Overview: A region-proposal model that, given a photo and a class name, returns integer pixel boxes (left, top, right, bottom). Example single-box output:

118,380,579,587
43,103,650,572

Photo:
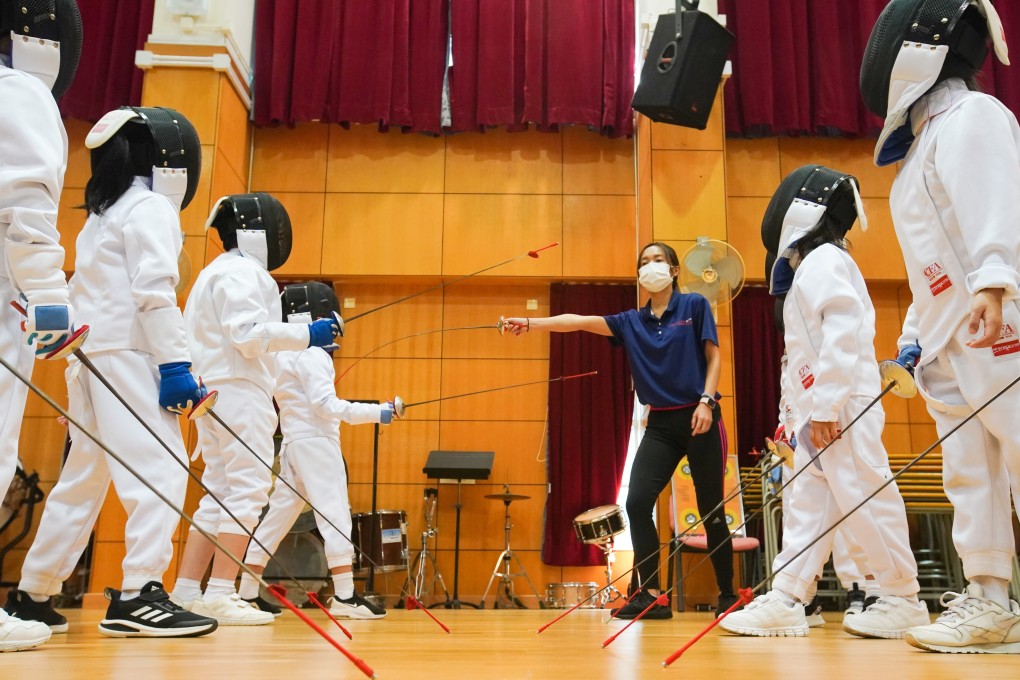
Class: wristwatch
699,393,717,409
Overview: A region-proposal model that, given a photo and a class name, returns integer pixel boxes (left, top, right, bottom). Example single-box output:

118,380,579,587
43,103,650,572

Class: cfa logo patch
798,364,814,390
993,323,1020,358
923,261,952,296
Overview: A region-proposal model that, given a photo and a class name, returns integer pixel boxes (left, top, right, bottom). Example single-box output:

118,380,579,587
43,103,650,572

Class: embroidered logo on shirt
798,364,814,390
992,323,1020,358
669,318,693,327
923,261,953,296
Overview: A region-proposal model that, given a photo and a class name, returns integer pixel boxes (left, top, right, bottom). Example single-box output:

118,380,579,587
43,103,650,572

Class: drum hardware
572,504,628,607
0,460,45,587
398,487,450,604
480,484,544,609
423,451,494,609
544,581,600,609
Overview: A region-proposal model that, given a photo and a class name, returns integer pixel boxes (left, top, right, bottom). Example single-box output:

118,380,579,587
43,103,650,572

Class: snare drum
351,510,408,573
572,504,627,544
544,582,600,609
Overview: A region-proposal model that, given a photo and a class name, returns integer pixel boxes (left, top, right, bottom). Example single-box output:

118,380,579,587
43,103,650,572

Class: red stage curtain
543,283,635,567
449,0,635,137
719,0,1020,136
731,287,784,467
254,0,449,133
59,0,154,121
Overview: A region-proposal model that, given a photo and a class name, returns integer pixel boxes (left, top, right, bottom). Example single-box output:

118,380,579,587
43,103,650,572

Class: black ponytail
793,213,852,261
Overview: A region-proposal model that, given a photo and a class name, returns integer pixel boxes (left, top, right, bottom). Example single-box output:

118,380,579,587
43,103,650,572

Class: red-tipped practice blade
307,592,353,640
527,242,559,258
662,588,754,667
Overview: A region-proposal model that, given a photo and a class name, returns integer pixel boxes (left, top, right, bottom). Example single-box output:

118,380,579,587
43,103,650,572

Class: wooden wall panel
179,146,216,238
268,191,326,279
562,195,637,279
215,78,251,182
438,359,549,422
140,69,220,144
724,197,769,283
445,129,563,194
334,286,445,361
206,148,246,231
853,199,906,281
442,195,563,277
24,361,68,417
778,137,897,198
56,188,86,273
63,119,92,189
441,285,551,360
650,150,727,241
322,193,444,276
726,138,782,197
326,125,445,194
338,357,443,422
251,123,329,193
562,126,635,195
436,421,549,486
342,420,442,485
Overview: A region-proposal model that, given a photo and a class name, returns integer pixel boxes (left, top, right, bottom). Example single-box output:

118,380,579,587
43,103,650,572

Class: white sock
804,580,818,603
864,578,880,600
773,589,797,605
972,576,1010,609
172,578,203,603
238,573,261,600
120,589,141,600
333,571,354,600
203,577,236,601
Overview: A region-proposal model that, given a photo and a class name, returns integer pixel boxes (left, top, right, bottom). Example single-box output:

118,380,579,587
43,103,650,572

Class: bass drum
351,510,408,574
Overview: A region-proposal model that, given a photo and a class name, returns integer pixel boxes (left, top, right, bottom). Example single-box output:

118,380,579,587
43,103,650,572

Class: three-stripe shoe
98,582,218,638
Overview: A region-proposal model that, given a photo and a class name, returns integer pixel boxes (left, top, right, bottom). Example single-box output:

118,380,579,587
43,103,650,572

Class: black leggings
625,406,733,594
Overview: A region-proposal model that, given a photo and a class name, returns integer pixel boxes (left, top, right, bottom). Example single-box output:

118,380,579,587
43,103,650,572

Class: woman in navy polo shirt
505,241,735,620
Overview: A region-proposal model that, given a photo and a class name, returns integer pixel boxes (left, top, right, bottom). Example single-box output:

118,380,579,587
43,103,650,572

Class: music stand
423,450,494,609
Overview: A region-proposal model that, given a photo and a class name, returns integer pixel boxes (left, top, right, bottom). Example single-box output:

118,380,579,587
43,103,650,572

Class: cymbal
485,492,530,502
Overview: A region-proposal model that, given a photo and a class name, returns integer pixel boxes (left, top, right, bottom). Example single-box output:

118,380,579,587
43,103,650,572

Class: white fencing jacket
783,244,883,430
891,79,1020,359
0,63,69,304
185,249,308,396
274,347,384,444
71,179,189,364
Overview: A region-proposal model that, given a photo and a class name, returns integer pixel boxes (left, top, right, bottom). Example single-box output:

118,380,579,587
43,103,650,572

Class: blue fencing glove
158,362,208,414
895,344,922,374
308,317,340,348
380,397,404,424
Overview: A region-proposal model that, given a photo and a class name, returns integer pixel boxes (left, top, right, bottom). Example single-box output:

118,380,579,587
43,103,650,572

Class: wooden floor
5,608,1017,679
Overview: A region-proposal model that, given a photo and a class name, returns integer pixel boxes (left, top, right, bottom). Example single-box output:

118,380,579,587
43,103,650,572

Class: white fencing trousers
914,309,1020,581
772,397,919,602
19,350,187,594
780,455,869,590
245,437,354,570
191,379,276,536
0,276,34,497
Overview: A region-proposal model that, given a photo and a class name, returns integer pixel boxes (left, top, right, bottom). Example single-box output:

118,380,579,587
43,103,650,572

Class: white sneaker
719,591,808,637
328,592,386,620
842,595,929,639
0,610,51,652
169,593,195,611
191,593,275,626
905,584,1020,654
805,602,825,628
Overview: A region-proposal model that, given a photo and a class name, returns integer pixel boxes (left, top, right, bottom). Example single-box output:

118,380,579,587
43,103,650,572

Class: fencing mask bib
3,0,82,98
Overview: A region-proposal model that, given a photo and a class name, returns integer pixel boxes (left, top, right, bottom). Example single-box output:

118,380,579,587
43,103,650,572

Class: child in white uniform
239,282,399,619
860,0,1020,654
172,195,341,625
6,107,216,638
722,165,925,639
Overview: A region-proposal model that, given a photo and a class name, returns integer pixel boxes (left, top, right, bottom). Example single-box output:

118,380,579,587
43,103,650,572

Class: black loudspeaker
631,10,735,130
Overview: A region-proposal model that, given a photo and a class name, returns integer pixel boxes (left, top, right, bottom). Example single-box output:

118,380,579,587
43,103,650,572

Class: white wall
150,0,255,73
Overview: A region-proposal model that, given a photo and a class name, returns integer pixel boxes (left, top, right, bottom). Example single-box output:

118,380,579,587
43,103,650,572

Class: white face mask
638,261,674,293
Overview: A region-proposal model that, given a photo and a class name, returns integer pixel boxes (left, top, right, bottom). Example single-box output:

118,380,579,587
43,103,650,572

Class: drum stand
596,538,623,606
399,488,449,603
480,492,543,609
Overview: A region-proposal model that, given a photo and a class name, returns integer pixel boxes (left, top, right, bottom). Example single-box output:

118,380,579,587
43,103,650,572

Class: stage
5,608,1016,679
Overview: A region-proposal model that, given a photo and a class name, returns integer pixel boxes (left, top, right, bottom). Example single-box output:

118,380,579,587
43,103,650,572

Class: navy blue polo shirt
603,291,718,408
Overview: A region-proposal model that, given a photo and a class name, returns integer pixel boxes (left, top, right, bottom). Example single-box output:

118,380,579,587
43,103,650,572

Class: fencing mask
2,0,82,98
860,0,1010,166
206,193,293,272
761,165,868,296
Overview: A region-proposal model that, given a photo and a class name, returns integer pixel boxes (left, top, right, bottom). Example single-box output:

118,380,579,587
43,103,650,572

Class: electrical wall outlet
343,298,356,309
526,299,538,310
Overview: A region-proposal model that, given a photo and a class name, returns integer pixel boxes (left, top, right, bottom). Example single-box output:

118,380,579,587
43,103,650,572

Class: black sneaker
98,581,218,638
244,595,282,617
4,590,68,633
328,591,386,619
845,583,866,616
716,592,743,618
612,591,672,620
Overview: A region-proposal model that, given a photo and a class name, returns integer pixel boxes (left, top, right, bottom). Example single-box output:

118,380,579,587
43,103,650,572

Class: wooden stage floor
5,608,1017,679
